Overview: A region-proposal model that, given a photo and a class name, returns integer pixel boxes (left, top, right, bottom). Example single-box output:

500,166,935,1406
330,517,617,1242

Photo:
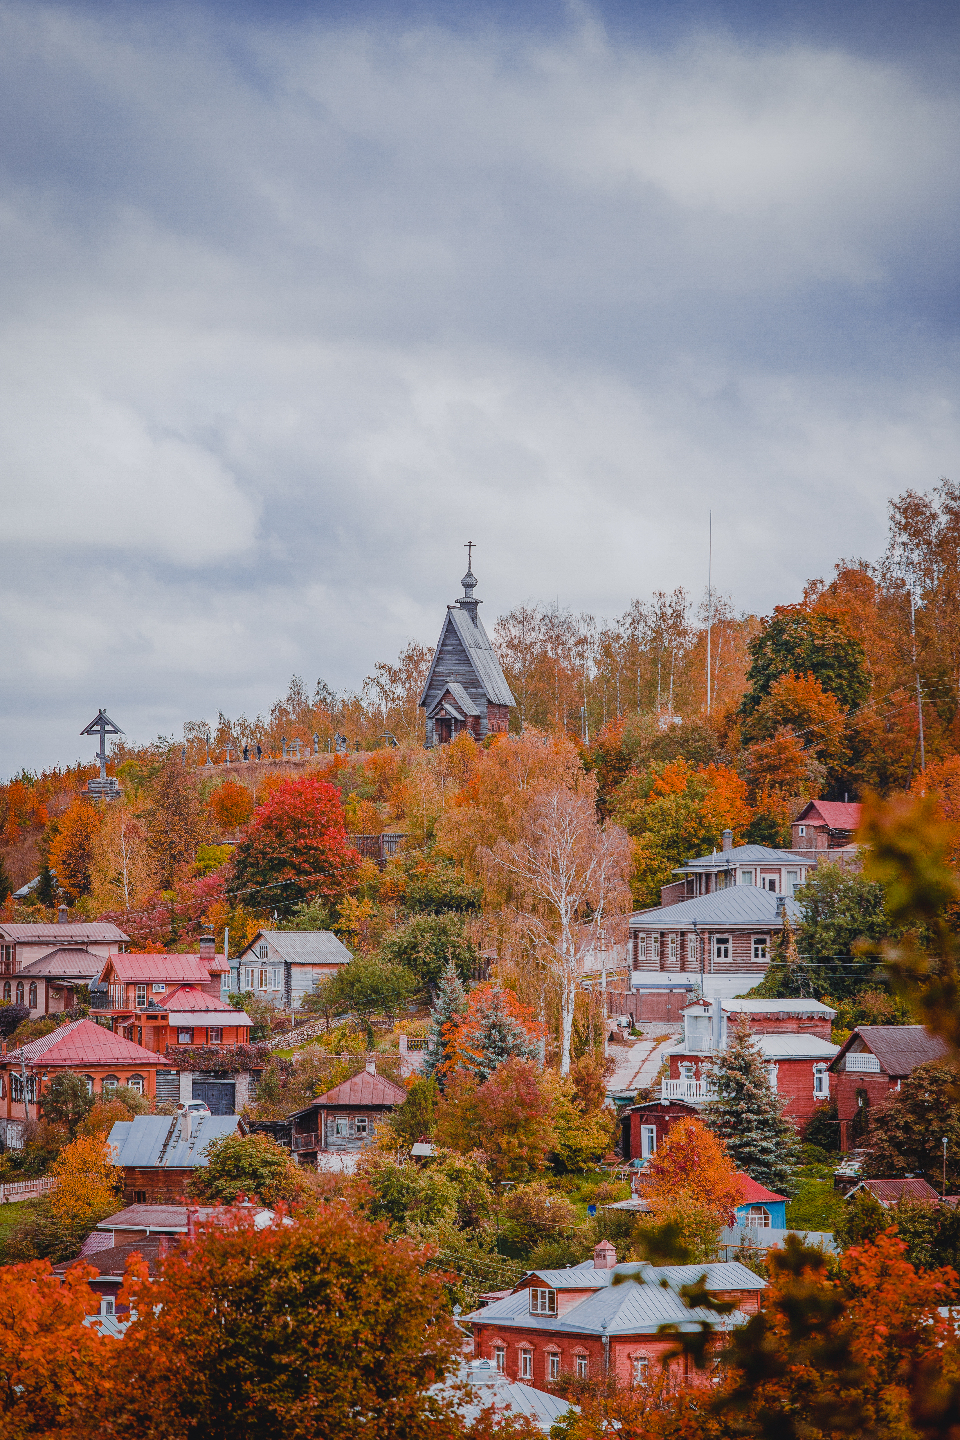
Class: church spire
459,541,479,619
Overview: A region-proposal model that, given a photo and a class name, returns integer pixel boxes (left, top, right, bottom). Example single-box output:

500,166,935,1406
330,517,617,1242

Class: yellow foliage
48,1132,120,1232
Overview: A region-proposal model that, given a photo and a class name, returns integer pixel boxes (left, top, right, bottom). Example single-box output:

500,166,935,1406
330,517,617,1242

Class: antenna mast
706,512,713,717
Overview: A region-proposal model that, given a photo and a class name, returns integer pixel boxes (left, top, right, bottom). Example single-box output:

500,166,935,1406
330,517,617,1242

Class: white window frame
519,1351,532,1380
632,1355,649,1385
668,934,677,963
334,1115,349,1138
740,870,754,886
548,1352,560,1381
258,943,269,960
576,1356,588,1379
177,1029,194,1045
798,825,806,837
714,936,730,962
127,1075,144,1094
529,1288,557,1316
640,1124,657,1159
494,1348,506,1373
354,1116,368,1136
753,936,768,962
637,934,646,961
746,1205,771,1228
135,984,147,1008
813,1064,829,1097
270,968,282,990
208,1027,223,1044
652,935,660,962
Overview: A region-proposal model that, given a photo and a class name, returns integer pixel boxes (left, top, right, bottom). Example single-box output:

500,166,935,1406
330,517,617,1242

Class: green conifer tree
457,986,540,1083
0,853,11,903
422,961,468,1083
702,1016,800,1195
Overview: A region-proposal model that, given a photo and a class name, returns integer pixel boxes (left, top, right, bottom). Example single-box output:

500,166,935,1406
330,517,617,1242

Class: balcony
292,1132,320,1152
660,1078,716,1103
845,1053,881,1073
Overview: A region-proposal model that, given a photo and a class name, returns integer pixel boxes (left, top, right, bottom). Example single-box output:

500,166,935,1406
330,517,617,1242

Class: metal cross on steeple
464,540,475,570
80,708,124,783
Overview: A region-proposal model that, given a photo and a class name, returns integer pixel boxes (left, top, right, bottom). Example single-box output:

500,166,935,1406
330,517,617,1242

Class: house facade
107,1112,246,1203
620,1097,701,1164
93,949,246,1052
829,1026,949,1151
630,889,800,982
659,832,814,908
419,560,515,746
791,800,862,858
288,1060,407,1163
466,1243,765,1389
0,1018,161,1147
10,947,104,1017
661,999,838,1125
0,921,128,984
233,929,352,1007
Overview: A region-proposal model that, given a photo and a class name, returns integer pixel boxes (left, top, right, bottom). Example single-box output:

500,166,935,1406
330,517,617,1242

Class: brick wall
833,1071,897,1151
471,1323,686,1388
668,1055,828,1124
606,990,690,1024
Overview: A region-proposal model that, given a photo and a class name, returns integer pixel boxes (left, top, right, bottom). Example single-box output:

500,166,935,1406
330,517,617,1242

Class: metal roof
100,954,213,984
162,985,241,1013
795,800,862,831
830,1025,949,1077
720,999,835,1016
676,845,811,873
5,1017,159,1067
419,604,515,709
434,1361,574,1432
108,1113,242,1169
852,1178,940,1205
466,1261,763,1336
632,889,800,929
97,1204,209,1231
439,682,481,718
168,1010,252,1027
0,922,128,942
292,1066,407,1113
240,931,352,965
16,948,104,979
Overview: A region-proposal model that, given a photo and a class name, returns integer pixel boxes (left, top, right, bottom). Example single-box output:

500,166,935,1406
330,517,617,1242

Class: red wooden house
829,1026,948,1151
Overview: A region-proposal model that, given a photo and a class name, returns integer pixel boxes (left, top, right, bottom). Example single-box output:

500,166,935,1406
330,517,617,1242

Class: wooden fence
0,1176,57,1204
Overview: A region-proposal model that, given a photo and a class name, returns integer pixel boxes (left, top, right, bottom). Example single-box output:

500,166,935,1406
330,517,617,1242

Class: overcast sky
1,0,958,777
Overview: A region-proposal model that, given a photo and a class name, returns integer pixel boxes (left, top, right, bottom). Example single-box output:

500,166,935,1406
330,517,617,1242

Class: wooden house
288,1059,407,1162
0,920,128,984
0,1018,162,1148
94,950,246,1054
419,560,515,746
829,1026,948,1151
107,1111,246,1203
657,831,814,908
791,800,862,857
234,929,352,1007
12,947,104,1018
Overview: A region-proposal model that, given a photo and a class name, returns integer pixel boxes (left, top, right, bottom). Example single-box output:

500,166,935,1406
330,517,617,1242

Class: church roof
420,599,515,710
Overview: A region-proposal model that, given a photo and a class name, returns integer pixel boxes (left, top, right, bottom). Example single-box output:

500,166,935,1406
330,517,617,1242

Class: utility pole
910,588,925,776
943,1136,948,1200
706,512,713,717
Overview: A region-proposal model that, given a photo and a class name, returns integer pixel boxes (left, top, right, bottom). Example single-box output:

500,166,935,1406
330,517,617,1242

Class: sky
1,0,958,777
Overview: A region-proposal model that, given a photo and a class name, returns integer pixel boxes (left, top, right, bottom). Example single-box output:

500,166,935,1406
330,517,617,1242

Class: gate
192,1079,236,1115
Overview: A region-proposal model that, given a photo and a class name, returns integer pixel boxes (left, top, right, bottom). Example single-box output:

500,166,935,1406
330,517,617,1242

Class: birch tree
486,786,632,1075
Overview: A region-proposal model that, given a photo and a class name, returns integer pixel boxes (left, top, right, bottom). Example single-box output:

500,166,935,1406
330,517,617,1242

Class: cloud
0,2,957,773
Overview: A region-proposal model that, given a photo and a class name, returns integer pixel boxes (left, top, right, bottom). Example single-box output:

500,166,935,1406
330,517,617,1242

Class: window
529,1288,557,1315
766,1063,778,1093
680,1062,695,1080
0,1075,5,1099
668,934,677,963
25,1076,37,1102
494,1349,505,1373
714,936,730,962
548,1353,560,1381
258,943,269,960
520,1351,532,1380
2,982,9,1001
270,968,282,990
102,1076,119,1093
82,1076,94,1096
652,935,660,962
133,1190,147,1204
177,1029,194,1044
208,1027,223,1044
640,1124,657,1159
637,934,646,961
355,1116,368,1136
814,1064,829,1097
753,936,768,962
258,968,268,991
687,933,699,965
335,1116,349,1137
632,1356,649,1385
100,1297,116,1316
152,983,165,993
127,1075,144,1094
135,985,147,1008
761,876,777,892
28,983,37,1009
15,982,23,1005
798,825,806,837
576,1356,588,1379
746,1205,771,1228
244,969,254,989
740,870,754,886
786,870,798,894
11,1074,22,1102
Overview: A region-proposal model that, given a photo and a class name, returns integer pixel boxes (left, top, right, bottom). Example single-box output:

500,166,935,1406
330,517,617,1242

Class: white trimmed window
637,935,647,961
669,934,678,963
258,943,269,960
208,1027,223,1044
632,1356,649,1385
714,936,730,962
177,1029,194,1044
740,870,754,886
652,935,660,962
576,1356,588,1379
641,1124,657,1159
135,985,147,1008
746,1205,771,1228
530,1288,557,1315
334,1116,349,1137
494,1348,505,1373
127,1075,144,1094
548,1353,560,1381
270,968,282,990
520,1351,532,1380
355,1116,368,1135
798,825,806,837
753,936,768,962
814,1064,829,1097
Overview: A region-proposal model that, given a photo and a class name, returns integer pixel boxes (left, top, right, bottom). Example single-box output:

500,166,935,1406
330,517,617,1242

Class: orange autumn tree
441,982,543,1081
48,798,101,898
639,1118,744,1261
208,778,254,833
47,1131,121,1240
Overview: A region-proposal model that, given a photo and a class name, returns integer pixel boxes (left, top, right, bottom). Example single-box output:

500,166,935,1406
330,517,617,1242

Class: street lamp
943,1136,949,1199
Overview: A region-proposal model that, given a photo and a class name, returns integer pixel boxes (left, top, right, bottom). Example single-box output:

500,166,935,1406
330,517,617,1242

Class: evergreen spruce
702,1016,800,1194
457,986,539,1083
0,854,11,903
422,961,467,1083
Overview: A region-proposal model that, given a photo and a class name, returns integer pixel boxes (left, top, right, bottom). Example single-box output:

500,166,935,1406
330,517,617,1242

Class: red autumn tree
229,775,360,919
208,778,254,832
434,1057,557,1182
99,1203,461,1440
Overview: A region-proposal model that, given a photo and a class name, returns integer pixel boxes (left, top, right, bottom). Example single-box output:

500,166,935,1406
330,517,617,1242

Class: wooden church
419,553,515,746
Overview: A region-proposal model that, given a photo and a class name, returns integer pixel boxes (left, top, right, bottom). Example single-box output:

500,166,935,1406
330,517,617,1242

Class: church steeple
458,540,479,621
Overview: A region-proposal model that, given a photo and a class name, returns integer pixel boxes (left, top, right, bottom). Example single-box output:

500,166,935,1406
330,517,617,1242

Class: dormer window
258,943,269,960
529,1287,557,1315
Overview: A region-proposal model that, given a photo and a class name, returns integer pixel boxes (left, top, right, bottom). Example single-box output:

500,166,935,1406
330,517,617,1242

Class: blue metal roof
108,1113,242,1169
631,889,800,928
676,845,810,873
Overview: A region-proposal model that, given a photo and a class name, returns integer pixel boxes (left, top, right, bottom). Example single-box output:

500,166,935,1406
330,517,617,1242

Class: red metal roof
161,985,236,1013
5,1017,160,1067
737,1174,787,1205
310,1067,408,1108
796,800,862,832
100,954,213,984
858,1178,940,1205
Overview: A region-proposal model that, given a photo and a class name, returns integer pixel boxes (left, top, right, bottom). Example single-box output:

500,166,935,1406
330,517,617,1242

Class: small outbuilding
288,1059,407,1163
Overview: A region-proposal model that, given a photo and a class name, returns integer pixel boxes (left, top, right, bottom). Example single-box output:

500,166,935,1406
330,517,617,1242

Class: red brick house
465,1241,765,1388
791,800,862,857
620,1098,701,1164
288,1059,407,1163
661,999,838,1126
0,1018,161,1148
829,1026,949,1151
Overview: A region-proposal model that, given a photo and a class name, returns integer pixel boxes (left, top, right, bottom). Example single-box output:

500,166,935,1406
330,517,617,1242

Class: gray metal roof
0,922,128,942
466,1261,763,1336
438,682,481,718
107,1113,241,1169
419,605,515,709
434,1361,575,1432
632,889,800,929
676,845,810,873
241,931,352,965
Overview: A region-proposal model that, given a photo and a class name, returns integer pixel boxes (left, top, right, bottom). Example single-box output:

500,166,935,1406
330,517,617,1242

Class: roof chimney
722,829,733,854
593,1240,617,1270
776,896,786,917
199,933,216,964
365,1057,377,1075
57,905,69,925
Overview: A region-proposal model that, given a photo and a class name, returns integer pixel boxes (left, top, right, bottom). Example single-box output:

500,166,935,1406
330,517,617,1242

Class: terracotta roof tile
5,1017,160,1067
306,1067,407,1109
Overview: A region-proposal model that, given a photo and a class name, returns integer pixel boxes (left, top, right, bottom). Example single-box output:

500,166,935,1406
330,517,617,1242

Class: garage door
192,1079,236,1115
